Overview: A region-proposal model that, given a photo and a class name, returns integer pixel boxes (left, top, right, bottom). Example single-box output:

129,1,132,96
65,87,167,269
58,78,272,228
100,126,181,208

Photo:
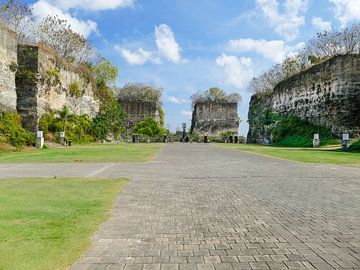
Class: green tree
134,117,166,138
91,57,119,89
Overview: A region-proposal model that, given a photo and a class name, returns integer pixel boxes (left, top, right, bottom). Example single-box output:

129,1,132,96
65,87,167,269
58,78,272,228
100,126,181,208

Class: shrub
0,112,35,150
271,114,337,147
350,139,360,151
134,117,166,139
69,81,81,98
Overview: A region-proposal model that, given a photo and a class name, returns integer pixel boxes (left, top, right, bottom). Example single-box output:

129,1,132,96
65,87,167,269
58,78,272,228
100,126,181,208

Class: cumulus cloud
256,0,308,41
168,96,187,104
32,0,98,37
155,24,181,63
52,0,134,11
216,54,254,89
312,17,332,31
181,110,193,117
115,46,160,65
329,0,360,27
228,38,305,63
119,24,182,65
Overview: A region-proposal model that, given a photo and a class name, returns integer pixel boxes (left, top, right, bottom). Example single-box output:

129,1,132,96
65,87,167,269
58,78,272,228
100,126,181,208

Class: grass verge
218,144,360,165
0,178,127,270
0,143,162,163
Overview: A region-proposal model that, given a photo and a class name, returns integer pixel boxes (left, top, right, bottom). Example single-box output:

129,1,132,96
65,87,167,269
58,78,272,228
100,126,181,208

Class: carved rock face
0,25,17,113
191,101,239,136
247,54,360,144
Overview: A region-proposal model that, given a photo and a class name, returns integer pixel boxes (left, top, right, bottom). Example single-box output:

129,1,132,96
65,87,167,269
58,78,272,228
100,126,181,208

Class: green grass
218,144,360,165
0,178,127,270
0,143,162,163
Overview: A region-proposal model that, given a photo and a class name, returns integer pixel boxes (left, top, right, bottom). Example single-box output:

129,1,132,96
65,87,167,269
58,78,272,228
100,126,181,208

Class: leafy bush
271,114,338,147
134,117,166,139
0,112,35,150
69,81,81,98
350,139,360,151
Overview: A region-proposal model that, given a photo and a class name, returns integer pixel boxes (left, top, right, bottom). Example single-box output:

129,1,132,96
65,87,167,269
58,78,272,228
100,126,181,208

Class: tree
91,56,119,89
57,106,70,133
134,117,166,138
36,15,92,62
118,83,163,103
191,87,241,107
0,0,35,42
99,98,126,140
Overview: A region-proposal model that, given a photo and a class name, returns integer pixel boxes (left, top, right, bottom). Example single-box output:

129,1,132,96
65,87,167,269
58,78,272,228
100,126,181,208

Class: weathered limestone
119,100,161,130
247,54,360,143
191,101,239,136
0,24,17,112
16,44,100,131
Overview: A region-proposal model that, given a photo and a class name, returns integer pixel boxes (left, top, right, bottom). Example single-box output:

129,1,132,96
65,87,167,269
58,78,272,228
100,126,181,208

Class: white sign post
313,134,320,148
36,131,44,149
59,131,66,145
342,133,350,151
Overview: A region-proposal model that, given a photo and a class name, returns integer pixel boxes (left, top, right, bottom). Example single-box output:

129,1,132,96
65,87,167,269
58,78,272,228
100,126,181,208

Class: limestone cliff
0,25,17,112
191,101,239,136
119,100,161,130
16,44,100,131
247,54,360,143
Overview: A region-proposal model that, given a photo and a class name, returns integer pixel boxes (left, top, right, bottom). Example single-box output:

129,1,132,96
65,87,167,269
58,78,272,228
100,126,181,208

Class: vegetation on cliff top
250,22,360,95
191,87,242,108
118,83,163,104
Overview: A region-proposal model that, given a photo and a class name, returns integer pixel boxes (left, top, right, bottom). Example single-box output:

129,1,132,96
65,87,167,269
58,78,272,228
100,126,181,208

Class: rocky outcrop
0,25,17,112
16,44,100,131
191,101,239,136
247,54,360,143
119,100,161,130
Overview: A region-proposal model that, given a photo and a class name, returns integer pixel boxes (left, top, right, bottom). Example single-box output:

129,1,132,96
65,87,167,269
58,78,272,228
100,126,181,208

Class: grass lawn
0,178,127,270
219,144,360,165
0,143,162,163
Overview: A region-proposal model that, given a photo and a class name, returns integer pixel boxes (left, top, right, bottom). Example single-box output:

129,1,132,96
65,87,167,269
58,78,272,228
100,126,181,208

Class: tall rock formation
16,44,100,131
191,101,239,136
0,25,17,112
247,54,360,143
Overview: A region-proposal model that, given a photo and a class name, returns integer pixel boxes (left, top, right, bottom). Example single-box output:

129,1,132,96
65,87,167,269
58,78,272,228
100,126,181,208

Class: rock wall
191,102,239,136
16,45,100,131
119,100,160,130
0,24,17,112
247,54,360,143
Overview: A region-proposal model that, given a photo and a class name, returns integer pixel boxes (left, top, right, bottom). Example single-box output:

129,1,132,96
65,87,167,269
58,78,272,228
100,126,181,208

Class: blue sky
26,0,360,134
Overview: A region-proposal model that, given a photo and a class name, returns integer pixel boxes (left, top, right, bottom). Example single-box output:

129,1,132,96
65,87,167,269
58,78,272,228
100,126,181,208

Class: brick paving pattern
67,144,360,270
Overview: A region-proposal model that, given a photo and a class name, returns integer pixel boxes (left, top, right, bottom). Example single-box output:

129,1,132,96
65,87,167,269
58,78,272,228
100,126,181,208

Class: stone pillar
313,134,320,148
36,131,44,149
342,134,350,151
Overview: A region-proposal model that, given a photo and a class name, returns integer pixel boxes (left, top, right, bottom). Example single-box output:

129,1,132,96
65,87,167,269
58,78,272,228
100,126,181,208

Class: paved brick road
70,144,360,270
7,143,359,270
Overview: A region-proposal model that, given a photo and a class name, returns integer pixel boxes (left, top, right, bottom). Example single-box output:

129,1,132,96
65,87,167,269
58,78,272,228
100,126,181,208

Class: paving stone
66,144,360,270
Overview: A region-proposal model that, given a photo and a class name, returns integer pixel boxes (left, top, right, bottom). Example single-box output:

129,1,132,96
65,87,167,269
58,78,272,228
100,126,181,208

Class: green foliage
0,112,35,150
350,139,360,151
69,81,81,98
191,87,241,106
46,68,60,84
159,108,165,127
99,98,126,140
90,57,118,89
91,115,109,141
134,117,166,139
15,68,35,83
271,114,337,147
118,83,163,103
220,130,234,142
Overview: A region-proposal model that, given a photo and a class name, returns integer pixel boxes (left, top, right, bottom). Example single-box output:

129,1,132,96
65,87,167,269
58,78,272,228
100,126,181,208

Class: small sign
59,132,65,138
343,134,349,140
313,134,319,140
37,131,43,138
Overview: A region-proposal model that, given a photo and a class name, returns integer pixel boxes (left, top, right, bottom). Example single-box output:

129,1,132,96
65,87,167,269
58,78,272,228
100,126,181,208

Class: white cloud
256,0,308,41
32,0,98,37
312,17,332,31
216,54,254,89
115,46,160,65
119,24,182,65
168,96,187,104
52,0,134,11
181,110,193,117
228,38,305,63
329,0,360,27
155,24,181,63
